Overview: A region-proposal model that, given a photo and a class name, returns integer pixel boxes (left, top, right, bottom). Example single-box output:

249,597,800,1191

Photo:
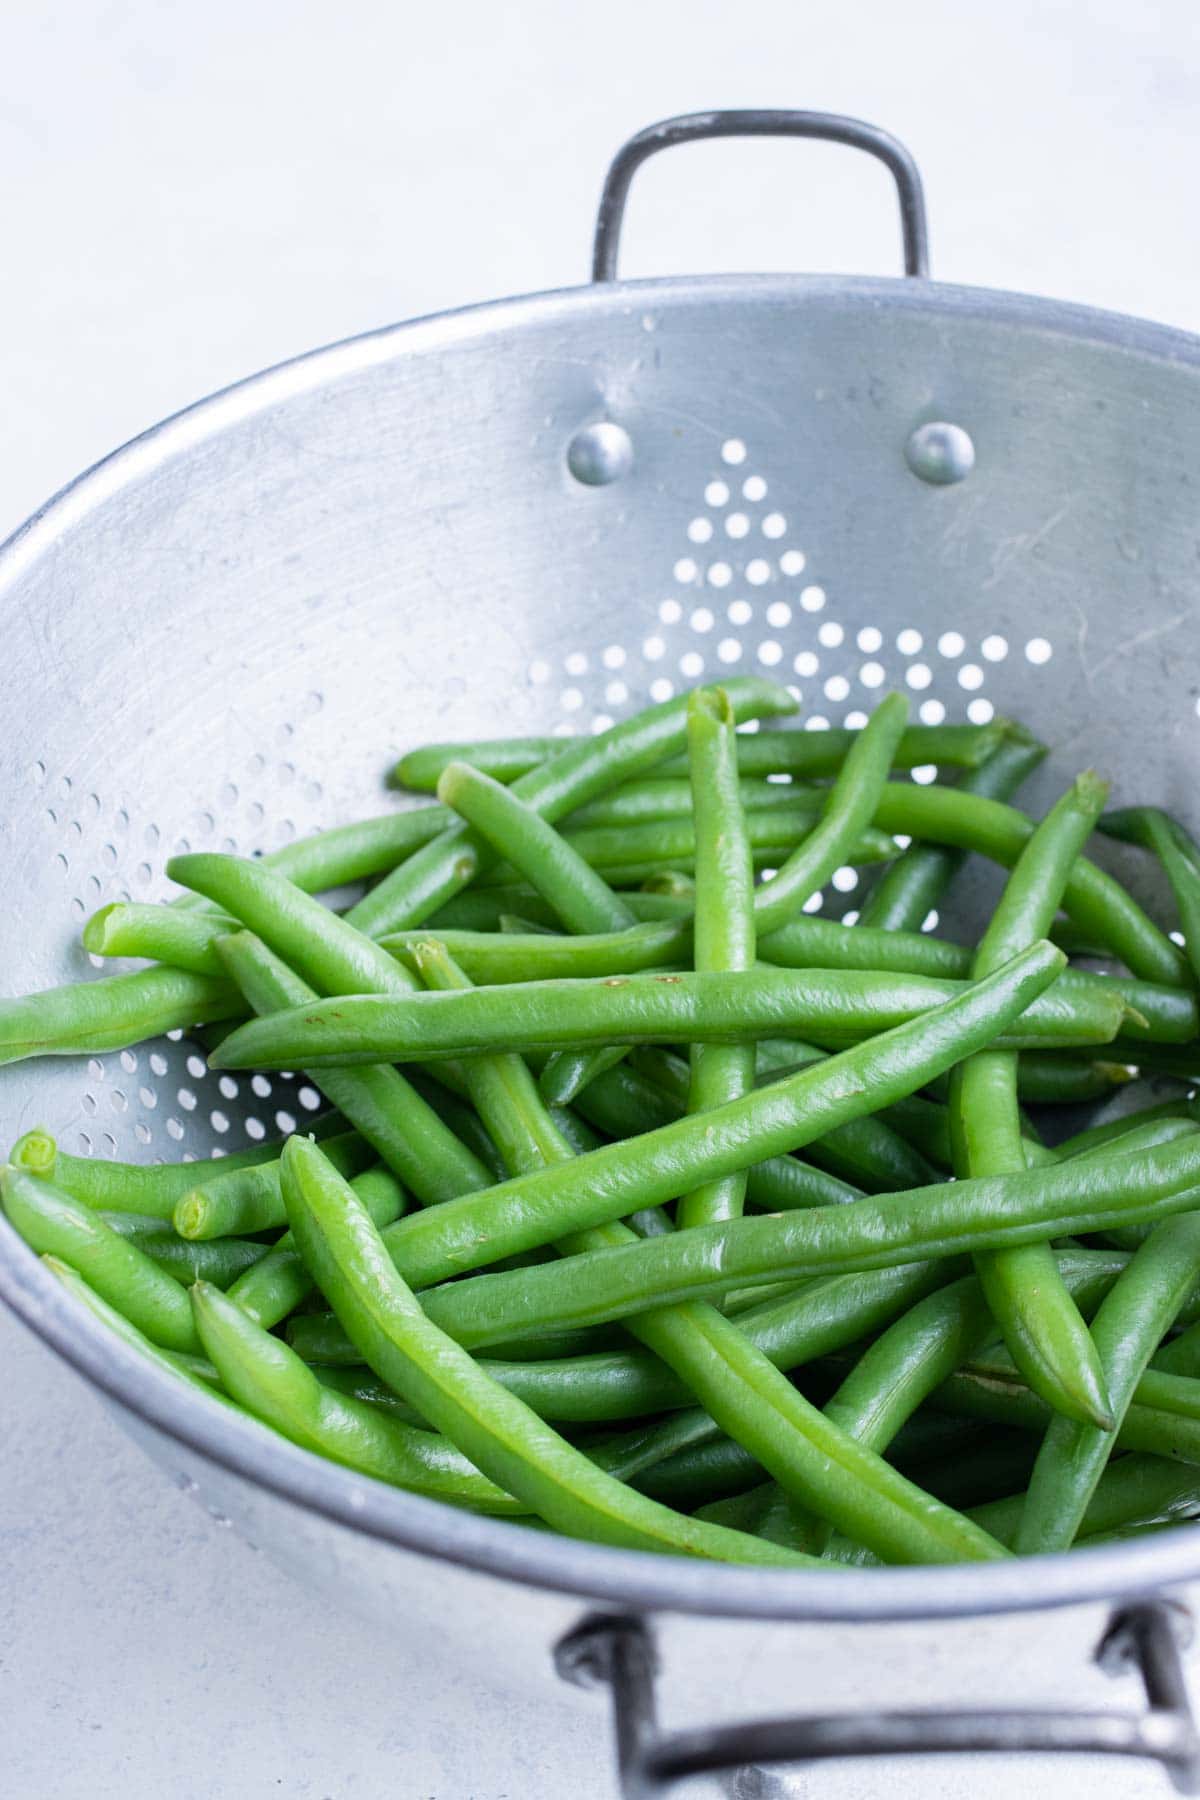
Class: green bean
869,783,1188,985
174,1124,375,1239
1,1162,200,1353
1129,1368,1200,1423
83,903,234,974
437,762,636,935
693,1481,811,1549
933,1353,1200,1466
211,958,1127,1072
165,852,419,996
763,915,970,979
12,1116,340,1220
857,726,1048,932
654,1274,996,1556
224,1164,407,1329
807,1276,997,1541
646,1418,1042,1517
1086,978,1197,1044
498,911,560,935
678,687,757,1228
100,1219,270,1288
950,772,1113,1429
382,919,1198,1047
823,1453,1200,1564
631,1435,769,1508
391,721,1008,793
873,1095,958,1169
1105,1041,1200,1081
1006,1053,1135,1106
93,807,460,945
279,1135,824,1565
651,1372,1200,1524
1056,1099,1200,1162
572,1056,863,1214
1062,1120,1200,1252
349,678,796,936
311,1364,425,1425
44,1257,227,1398
749,694,910,934
402,1069,509,1181
615,1302,1007,1562
419,1137,1200,1348
567,776,825,829
409,939,587,1186
640,870,696,898
413,938,997,1563
1151,1319,1200,1378
0,965,242,1067
536,1044,633,1108
190,1281,528,1514
384,914,906,983
1102,807,1200,986
427,887,695,932
971,1455,1200,1549
1016,1211,1200,1552
267,807,461,886
219,942,1065,1292
181,930,490,1230
483,808,896,890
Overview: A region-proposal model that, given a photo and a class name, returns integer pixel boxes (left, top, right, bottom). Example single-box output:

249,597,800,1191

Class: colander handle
557,1601,1200,1797
591,109,930,283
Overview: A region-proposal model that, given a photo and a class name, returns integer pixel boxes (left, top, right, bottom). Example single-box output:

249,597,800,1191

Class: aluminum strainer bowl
4,112,1200,1797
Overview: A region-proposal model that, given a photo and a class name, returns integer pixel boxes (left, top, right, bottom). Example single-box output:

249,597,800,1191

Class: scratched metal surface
4,272,1200,1797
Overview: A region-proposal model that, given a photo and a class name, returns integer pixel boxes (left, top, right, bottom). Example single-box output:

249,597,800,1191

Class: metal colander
4,111,1200,1798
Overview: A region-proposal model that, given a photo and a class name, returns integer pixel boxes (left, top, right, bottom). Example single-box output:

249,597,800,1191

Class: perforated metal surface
5,272,1200,1636
10,395,1070,1168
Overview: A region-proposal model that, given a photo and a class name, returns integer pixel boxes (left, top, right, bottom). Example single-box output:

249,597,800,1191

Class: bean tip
80,904,116,955
11,1127,57,1178
172,1192,208,1241
434,763,465,805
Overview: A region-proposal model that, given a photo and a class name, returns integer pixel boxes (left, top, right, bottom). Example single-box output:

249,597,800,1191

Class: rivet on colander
905,420,976,485
566,420,634,486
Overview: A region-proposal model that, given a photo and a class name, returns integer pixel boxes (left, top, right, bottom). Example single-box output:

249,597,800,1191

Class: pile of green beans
8,679,1200,1568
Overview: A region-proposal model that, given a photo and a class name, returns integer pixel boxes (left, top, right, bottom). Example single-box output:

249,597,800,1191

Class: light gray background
3,2,1200,1795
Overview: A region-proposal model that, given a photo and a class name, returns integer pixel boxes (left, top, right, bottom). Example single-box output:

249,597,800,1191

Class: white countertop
4,2,1200,1794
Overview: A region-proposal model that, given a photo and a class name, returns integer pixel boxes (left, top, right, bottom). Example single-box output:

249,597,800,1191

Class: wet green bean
0,965,241,1068
392,720,1007,793
1016,1211,1200,1552
750,694,910,935
869,783,1188,985
2,1161,201,1353
437,762,636,935
857,726,1047,932
949,772,1113,1429
191,1281,527,1514
678,686,756,1228
211,958,1127,1072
